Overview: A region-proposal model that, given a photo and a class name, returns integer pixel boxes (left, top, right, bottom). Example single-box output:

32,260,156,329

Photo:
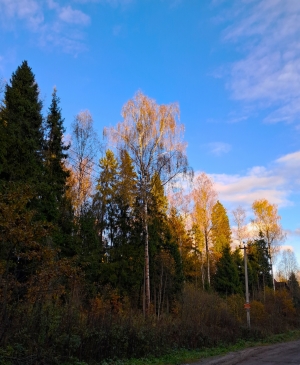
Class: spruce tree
93,149,143,300
116,149,137,222
232,247,245,293
0,79,6,175
43,88,76,257
168,208,195,284
44,88,70,223
94,149,119,248
0,61,44,187
0,62,55,289
247,236,272,292
148,174,184,312
213,244,242,295
112,150,142,300
288,272,300,308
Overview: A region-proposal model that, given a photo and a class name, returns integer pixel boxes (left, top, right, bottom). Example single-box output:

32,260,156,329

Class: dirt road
186,339,300,365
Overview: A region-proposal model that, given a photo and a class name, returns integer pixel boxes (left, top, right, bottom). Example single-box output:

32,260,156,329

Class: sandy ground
185,339,300,365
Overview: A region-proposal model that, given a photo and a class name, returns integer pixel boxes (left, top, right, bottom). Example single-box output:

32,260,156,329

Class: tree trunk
158,262,163,320
144,199,151,313
201,252,205,290
268,243,275,291
205,232,210,286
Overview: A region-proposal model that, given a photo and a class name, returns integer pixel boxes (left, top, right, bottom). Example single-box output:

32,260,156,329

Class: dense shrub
1,283,299,365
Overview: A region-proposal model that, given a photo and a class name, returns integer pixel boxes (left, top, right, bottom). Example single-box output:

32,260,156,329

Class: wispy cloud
74,0,133,5
206,149,300,209
276,151,300,167
216,0,300,123
284,227,300,239
166,0,183,8
0,0,91,54
103,0,133,5
0,0,44,30
212,170,288,208
207,142,231,156
59,5,90,26
280,245,295,251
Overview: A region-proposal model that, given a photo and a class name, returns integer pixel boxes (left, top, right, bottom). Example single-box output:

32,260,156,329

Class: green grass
99,330,300,365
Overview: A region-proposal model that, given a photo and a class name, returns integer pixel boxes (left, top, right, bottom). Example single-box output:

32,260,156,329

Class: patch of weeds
61,359,89,365
98,330,300,365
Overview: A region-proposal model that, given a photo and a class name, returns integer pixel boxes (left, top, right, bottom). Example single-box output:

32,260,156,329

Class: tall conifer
247,236,272,291
94,149,119,248
148,175,184,311
211,201,231,253
0,79,6,175
213,244,242,295
44,88,70,223
0,61,44,186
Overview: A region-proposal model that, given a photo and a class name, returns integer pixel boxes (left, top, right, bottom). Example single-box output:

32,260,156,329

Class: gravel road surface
185,339,300,365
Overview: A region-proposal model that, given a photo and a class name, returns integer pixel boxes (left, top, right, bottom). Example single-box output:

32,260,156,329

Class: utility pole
240,243,250,328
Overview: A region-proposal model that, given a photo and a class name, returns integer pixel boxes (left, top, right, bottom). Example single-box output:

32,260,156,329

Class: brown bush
1,283,300,364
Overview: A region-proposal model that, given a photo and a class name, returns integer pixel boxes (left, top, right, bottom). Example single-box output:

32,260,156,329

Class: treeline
0,61,299,365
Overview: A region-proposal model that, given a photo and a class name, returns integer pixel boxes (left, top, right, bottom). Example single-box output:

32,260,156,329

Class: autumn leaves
188,172,285,291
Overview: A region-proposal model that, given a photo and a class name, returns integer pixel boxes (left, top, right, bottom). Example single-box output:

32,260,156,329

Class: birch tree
70,110,99,216
252,199,286,290
104,91,190,313
192,172,217,287
277,248,299,281
232,206,249,246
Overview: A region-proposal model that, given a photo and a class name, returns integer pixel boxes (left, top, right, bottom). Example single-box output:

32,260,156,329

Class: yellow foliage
251,300,266,324
252,199,285,254
66,160,92,216
226,294,245,323
275,290,296,317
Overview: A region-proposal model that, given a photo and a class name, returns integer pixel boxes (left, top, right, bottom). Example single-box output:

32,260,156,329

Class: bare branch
232,206,249,245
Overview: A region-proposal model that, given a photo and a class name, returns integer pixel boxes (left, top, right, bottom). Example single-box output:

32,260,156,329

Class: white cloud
285,228,300,238
212,173,288,207
0,0,44,30
46,0,59,10
280,245,294,252
227,115,248,124
276,150,300,167
0,0,91,54
205,149,300,209
59,5,90,25
216,0,300,123
207,142,231,156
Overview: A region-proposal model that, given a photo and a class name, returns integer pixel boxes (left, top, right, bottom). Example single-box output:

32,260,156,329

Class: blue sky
1,0,300,266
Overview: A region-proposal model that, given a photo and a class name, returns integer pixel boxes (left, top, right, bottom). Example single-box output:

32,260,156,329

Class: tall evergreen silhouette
214,244,242,295
0,61,44,187
44,87,70,223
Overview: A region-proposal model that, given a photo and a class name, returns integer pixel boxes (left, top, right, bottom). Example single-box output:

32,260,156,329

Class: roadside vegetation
100,330,300,365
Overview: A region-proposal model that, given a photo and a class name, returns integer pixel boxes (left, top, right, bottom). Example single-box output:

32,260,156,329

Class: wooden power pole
240,243,251,328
